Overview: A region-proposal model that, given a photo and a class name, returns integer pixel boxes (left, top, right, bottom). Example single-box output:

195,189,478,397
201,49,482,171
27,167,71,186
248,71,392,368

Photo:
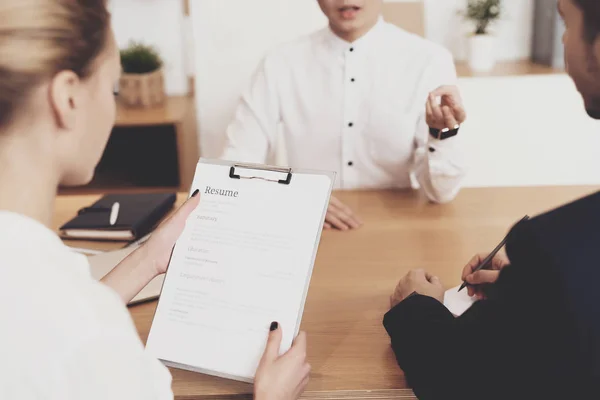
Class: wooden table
53,186,599,399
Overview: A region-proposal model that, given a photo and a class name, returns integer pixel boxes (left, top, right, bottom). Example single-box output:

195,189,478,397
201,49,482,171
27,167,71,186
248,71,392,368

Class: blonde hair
0,0,110,128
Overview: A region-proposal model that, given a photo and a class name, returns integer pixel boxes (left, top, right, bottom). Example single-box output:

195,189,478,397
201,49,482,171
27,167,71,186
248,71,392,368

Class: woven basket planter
118,68,166,108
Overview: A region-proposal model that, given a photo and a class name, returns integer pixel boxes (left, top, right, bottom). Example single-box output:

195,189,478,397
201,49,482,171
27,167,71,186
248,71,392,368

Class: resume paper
146,161,333,382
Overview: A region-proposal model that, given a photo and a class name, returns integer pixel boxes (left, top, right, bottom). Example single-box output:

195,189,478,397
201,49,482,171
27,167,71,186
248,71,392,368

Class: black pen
458,215,530,292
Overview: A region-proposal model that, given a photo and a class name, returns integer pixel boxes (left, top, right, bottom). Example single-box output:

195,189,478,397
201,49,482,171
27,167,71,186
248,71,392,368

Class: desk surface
53,186,598,399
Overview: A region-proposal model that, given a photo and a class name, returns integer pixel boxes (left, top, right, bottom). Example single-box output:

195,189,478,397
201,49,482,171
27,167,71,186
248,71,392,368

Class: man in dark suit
383,1,600,399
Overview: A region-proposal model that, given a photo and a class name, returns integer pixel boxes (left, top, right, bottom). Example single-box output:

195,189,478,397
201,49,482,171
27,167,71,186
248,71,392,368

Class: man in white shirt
222,0,467,230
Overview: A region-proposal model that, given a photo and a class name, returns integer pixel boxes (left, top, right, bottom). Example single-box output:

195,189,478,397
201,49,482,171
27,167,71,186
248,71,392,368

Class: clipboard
145,158,335,383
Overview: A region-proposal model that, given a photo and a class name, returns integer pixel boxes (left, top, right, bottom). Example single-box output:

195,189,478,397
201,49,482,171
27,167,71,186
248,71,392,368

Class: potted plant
464,0,502,72
119,41,165,107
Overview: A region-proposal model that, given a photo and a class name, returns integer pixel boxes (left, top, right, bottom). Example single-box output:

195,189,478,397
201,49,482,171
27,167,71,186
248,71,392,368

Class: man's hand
461,251,510,299
324,195,362,231
254,323,311,400
390,269,444,309
426,85,467,131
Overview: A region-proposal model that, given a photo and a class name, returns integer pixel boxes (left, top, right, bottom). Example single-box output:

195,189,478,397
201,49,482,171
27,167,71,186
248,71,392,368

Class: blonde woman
0,1,309,399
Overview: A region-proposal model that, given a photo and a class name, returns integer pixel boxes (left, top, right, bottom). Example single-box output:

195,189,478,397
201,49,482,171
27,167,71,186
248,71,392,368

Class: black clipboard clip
229,163,292,185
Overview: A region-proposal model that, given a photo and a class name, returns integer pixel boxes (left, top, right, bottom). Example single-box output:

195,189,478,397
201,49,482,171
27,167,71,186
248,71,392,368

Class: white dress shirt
0,211,173,400
222,18,466,203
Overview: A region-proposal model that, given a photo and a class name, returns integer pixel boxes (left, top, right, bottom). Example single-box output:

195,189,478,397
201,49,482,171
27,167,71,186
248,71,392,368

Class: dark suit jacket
383,191,600,400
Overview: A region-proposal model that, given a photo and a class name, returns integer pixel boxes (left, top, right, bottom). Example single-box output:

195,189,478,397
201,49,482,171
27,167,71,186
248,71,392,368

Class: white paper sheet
444,286,476,317
145,161,333,382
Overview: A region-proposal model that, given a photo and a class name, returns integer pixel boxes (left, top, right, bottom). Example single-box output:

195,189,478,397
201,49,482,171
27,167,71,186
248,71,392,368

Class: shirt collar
323,16,386,56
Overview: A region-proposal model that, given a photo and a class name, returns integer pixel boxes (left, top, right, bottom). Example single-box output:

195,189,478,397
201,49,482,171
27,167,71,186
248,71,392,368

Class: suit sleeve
383,219,577,400
383,294,504,399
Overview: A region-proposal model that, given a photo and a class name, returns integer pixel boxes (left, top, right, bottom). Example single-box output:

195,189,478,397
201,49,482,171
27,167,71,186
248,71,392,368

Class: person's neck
0,132,60,228
330,17,380,43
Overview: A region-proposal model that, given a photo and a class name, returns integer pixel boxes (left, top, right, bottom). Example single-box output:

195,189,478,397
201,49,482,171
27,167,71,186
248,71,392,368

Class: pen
458,215,530,292
109,202,120,226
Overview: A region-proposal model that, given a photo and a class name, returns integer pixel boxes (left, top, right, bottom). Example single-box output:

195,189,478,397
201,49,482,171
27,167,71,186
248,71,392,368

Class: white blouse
0,211,173,400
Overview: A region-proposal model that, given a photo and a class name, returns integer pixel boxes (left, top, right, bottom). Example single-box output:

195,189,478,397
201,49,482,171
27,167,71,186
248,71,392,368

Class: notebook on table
59,193,176,241
145,159,335,383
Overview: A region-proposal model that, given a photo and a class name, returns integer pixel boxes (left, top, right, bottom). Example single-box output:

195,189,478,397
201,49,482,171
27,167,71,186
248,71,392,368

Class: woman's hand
101,190,200,303
254,322,311,400
140,190,201,276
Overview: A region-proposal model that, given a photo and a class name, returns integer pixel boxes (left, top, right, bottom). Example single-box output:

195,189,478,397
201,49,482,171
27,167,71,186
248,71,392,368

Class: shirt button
348,122,353,127
348,161,354,166
349,47,354,52
351,78,355,82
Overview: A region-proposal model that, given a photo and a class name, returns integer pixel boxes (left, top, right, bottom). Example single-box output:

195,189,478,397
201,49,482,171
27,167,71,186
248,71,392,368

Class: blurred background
86,0,600,197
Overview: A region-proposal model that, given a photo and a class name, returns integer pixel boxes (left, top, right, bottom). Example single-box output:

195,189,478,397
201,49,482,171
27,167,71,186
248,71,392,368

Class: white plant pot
468,34,496,72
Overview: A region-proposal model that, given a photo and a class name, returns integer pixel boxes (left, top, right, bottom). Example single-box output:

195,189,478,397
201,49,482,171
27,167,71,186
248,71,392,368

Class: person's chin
60,170,94,187
585,107,600,120
583,96,600,120
333,17,362,31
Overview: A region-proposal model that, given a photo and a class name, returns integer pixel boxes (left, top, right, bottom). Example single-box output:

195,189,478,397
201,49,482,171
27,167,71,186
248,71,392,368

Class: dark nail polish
191,189,199,197
270,321,278,331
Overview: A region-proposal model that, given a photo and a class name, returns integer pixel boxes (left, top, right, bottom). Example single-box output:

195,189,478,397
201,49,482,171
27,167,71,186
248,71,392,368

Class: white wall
424,0,534,62
108,0,537,97
113,1,595,189
458,74,600,187
109,0,189,95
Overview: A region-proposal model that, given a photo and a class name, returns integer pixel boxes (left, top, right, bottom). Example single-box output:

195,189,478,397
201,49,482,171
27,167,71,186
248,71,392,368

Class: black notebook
59,193,176,241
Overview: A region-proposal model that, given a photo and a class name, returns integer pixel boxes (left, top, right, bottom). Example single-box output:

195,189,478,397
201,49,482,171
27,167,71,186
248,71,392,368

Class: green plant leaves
466,0,501,35
120,41,163,74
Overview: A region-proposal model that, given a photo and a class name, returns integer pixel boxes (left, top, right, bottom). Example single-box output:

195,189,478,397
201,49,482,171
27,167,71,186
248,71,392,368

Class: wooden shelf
60,95,199,195
115,95,194,127
456,60,564,78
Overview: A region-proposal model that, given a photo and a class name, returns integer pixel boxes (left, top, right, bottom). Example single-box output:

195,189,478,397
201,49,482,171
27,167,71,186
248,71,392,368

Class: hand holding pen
459,215,530,298
460,251,511,299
